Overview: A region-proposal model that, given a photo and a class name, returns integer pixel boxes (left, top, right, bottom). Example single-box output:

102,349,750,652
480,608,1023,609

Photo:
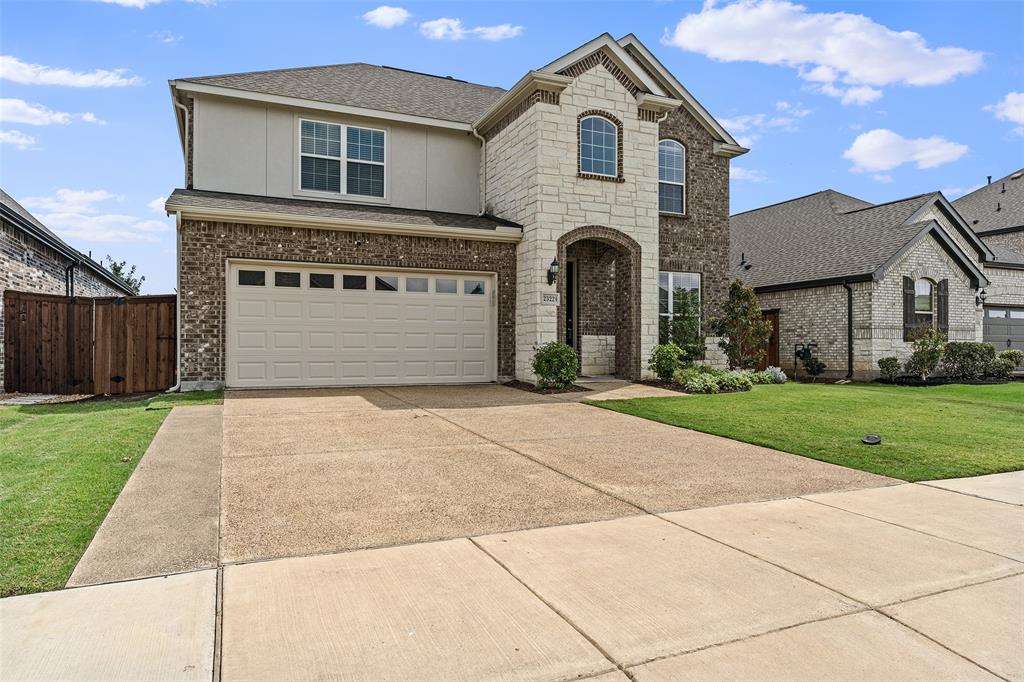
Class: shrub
711,280,772,370
747,370,774,385
695,364,727,377
797,348,827,381
987,357,1015,381
648,343,683,382
718,371,754,392
877,357,901,382
904,328,946,381
998,349,1024,368
531,342,579,389
673,366,701,386
942,342,995,380
683,373,720,394
765,366,788,384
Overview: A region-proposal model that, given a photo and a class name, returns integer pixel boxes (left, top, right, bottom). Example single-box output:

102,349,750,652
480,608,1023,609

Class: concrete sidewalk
4,474,1021,681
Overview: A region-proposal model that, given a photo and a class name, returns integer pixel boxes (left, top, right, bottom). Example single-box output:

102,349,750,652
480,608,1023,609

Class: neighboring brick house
164,33,746,389
732,182,1024,380
1,188,135,386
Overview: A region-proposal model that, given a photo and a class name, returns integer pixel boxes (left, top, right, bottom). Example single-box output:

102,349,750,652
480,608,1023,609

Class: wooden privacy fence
3,291,176,395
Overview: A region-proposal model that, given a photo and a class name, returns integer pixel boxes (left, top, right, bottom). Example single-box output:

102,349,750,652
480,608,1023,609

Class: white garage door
226,261,496,388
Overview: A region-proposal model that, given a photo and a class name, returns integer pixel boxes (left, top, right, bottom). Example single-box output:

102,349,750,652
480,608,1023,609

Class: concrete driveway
218,383,890,562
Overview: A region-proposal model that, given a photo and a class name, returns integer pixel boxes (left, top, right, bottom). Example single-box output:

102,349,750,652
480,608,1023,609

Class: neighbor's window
300,121,342,193
658,272,701,348
300,120,385,197
914,278,935,328
237,270,265,286
658,140,685,214
579,115,617,177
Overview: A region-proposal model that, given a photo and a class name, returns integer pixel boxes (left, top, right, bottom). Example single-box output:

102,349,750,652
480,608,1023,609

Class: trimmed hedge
942,342,995,380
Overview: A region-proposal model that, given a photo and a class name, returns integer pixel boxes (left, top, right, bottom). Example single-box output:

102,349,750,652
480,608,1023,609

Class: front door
565,260,576,348
758,310,780,370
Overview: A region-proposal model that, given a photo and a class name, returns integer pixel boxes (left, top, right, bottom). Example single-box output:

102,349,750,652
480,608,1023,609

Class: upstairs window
659,140,685,214
300,119,385,198
579,115,618,177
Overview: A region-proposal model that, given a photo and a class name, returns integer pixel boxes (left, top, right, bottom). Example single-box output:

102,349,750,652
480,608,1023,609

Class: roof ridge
839,191,936,215
178,62,503,91
730,189,859,218
953,167,1024,203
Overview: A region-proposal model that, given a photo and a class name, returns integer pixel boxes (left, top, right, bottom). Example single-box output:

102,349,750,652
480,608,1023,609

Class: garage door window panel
436,278,457,294
343,275,367,290
238,270,266,286
309,273,335,289
464,280,486,295
375,276,398,292
406,277,428,293
275,272,301,288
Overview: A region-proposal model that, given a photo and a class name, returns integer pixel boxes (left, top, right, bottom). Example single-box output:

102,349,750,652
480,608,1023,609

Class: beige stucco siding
191,95,480,215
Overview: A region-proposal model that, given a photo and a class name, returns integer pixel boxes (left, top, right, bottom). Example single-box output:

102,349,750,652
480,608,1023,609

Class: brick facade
177,218,517,386
1,219,127,385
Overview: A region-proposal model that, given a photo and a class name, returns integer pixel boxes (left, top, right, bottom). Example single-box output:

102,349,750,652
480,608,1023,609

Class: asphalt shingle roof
730,190,938,289
165,189,521,232
952,168,1024,234
178,63,506,124
984,239,1024,267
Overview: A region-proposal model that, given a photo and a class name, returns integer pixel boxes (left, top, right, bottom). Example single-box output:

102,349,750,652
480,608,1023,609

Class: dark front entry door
757,310,780,370
565,260,576,347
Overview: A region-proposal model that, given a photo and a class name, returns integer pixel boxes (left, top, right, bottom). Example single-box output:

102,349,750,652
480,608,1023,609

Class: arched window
659,140,685,214
579,115,618,177
914,278,935,327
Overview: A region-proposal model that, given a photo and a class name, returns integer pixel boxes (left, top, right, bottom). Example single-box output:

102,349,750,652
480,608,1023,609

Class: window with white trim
658,271,701,346
579,115,617,177
659,140,685,214
299,119,385,198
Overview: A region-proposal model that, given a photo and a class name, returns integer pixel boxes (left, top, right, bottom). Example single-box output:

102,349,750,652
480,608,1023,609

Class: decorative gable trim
481,89,559,140
557,49,642,97
638,109,660,123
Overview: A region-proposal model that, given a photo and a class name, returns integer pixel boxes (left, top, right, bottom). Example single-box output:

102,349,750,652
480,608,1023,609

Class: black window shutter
936,279,949,335
903,276,915,341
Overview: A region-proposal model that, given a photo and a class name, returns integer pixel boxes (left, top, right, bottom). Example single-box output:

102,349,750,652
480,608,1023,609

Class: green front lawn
0,391,222,597
590,382,1024,482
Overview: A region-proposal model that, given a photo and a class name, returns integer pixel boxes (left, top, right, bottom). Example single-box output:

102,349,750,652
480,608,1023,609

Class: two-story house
164,33,745,390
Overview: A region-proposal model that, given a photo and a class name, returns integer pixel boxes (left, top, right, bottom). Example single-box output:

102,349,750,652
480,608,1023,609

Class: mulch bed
636,380,688,394
502,380,591,395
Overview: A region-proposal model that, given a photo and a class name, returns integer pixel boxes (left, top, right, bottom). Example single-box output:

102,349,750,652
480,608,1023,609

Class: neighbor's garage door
983,306,1024,367
226,261,496,388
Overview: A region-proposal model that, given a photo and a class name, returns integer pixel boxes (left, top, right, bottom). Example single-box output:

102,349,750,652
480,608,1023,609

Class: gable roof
731,190,987,290
952,168,1024,235
0,188,135,295
984,239,1024,269
175,63,506,125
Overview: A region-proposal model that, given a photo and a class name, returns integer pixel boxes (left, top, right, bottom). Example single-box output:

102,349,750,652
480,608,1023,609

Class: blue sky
1,0,1022,294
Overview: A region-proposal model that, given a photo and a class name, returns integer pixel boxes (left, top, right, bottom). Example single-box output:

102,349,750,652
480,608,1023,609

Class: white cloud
0,129,36,149
664,0,983,106
92,0,214,8
872,174,893,183
984,92,1024,136
842,129,968,173
472,24,523,41
147,196,167,213
20,189,169,242
941,184,983,200
419,17,523,41
0,99,103,126
719,104,811,148
363,5,410,28
0,55,142,87
731,167,769,182
149,30,182,45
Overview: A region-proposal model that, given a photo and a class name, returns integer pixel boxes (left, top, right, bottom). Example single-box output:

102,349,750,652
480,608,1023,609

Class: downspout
64,259,79,296
470,127,486,215
173,96,190,188
842,281,854,379
165,210,183,392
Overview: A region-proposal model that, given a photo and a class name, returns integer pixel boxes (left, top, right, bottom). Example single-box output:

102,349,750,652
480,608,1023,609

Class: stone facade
484,62,664,380
1,219,126,385
177,218,517,386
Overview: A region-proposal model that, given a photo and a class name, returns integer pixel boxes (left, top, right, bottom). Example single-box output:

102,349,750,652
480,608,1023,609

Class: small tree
104,255,145,294
711,280,772,370
648,343,683,382
797,348,827,382
659,288,704,365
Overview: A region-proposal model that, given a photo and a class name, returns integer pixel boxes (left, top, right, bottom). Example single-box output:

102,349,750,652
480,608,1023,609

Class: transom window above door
299,119,386,198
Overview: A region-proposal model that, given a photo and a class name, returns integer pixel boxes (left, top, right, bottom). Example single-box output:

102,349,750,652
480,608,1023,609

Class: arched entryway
556,226,642,380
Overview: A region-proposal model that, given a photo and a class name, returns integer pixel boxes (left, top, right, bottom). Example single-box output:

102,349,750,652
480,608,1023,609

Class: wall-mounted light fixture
976,288,987,306
547,258,560,286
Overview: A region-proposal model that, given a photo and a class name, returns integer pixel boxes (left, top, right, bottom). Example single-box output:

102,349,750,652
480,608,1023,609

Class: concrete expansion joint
916,481,1024,508
800,494,1024,565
